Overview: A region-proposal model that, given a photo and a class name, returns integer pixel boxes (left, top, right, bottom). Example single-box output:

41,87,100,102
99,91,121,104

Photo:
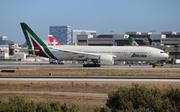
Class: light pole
149,30,156,34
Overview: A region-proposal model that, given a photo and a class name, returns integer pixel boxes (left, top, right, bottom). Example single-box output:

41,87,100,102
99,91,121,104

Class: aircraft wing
14,48,39,52
49,47,116,59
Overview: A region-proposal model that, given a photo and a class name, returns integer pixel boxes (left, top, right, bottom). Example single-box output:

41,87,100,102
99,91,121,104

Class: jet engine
99,55,114,65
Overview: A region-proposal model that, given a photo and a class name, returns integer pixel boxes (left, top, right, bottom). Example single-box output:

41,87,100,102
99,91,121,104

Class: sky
0,0,180,44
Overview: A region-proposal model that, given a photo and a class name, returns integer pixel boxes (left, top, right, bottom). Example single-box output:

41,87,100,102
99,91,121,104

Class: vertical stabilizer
147,37,156,46
20,22,57,59
128,37,139,45
48,35,61,46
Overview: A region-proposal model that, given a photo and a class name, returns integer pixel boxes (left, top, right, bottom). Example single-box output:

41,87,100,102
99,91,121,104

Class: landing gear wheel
83,64,101,67
96,64,101,67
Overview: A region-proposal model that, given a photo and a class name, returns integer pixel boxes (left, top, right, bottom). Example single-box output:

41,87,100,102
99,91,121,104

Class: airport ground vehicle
152,60,165,68
173,59,180,64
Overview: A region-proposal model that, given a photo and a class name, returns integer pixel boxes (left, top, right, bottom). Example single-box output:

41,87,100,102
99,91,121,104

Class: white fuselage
48,46,168,61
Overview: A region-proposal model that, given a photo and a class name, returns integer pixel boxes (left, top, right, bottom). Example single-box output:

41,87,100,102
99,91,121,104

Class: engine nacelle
99,55,114,65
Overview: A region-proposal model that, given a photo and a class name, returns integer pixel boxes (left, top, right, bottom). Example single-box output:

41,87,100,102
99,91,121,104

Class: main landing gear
82,59,101,67
83,64,101,67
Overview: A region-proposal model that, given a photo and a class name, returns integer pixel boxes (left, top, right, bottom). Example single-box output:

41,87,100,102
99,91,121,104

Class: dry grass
1,69,180,111
0,69,180,77
1,81,180,93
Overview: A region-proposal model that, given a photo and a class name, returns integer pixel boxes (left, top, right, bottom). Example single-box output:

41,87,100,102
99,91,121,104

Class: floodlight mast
149,30,156,34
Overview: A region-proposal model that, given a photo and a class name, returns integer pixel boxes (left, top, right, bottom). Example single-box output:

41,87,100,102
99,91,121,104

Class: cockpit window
160,51,167,53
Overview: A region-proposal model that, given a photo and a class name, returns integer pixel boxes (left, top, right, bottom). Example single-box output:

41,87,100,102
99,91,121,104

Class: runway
0,76,180,82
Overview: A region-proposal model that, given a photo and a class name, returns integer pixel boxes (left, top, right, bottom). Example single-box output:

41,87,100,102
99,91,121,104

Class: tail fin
128,37,139,46
147,37,156,46
20,23,47,49
48,35,61,46
20,22,57,59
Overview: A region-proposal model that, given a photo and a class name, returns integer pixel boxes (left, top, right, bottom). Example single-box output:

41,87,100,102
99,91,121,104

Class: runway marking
0,77,180,82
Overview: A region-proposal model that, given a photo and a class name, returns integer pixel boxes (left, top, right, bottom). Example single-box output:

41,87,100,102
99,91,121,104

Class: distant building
49,26,72,45
0,36,14,45
0,46,9,59
72,30,96,45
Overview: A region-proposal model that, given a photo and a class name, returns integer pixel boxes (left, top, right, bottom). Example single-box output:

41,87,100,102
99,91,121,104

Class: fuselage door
123,50,128,56
148,52,152,57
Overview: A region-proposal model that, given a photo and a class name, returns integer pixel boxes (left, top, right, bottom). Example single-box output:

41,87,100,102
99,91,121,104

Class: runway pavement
0,76,180,82
0,61,180,70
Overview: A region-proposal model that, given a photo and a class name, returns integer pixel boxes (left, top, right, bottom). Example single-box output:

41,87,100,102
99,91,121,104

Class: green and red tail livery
20,22,57,59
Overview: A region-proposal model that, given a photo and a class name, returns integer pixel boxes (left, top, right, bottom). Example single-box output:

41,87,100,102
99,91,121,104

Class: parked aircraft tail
147,37,156,46
128,37,139,45
48,35,61,46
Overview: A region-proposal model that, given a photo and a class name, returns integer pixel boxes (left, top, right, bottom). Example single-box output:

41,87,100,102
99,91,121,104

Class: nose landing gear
152,63,163,68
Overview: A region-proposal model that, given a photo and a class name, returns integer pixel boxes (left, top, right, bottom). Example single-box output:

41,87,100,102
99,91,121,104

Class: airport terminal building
72,30,96,45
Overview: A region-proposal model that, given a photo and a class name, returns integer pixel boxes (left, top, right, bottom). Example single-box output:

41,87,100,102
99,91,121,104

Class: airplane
48,35,60,46
20,22,169,67
128,37,139,45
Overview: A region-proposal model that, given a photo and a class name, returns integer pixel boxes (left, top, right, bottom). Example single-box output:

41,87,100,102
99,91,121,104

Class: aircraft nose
166,52,169,58
164,52,169,59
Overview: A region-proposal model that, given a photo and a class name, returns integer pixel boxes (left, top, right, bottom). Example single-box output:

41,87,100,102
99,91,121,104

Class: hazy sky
0,0,180,44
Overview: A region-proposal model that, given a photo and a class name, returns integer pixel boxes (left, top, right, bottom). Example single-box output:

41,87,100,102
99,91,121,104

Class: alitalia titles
131,53,147,57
